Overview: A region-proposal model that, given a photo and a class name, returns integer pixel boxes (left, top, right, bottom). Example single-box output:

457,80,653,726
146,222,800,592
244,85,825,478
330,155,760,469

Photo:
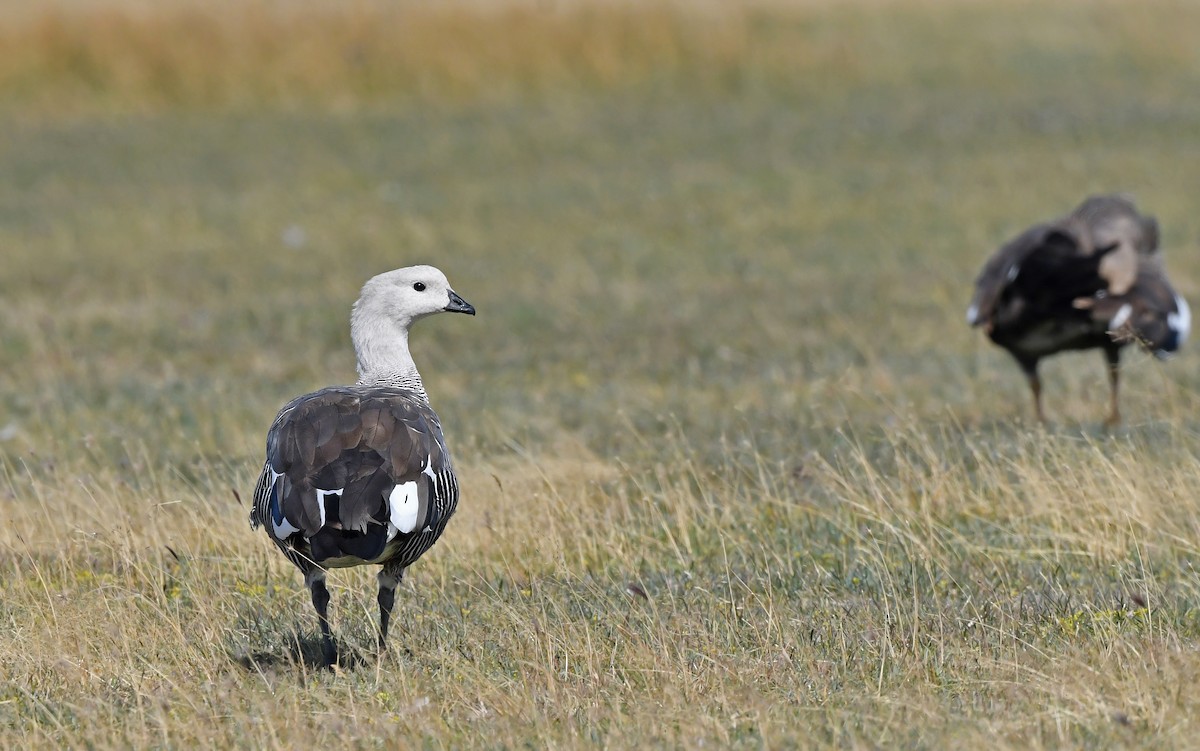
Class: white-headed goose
250,265,475,666
968,194,1189,426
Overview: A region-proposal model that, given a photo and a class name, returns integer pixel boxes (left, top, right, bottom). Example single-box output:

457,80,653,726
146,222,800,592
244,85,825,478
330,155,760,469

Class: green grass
5,1,1200,747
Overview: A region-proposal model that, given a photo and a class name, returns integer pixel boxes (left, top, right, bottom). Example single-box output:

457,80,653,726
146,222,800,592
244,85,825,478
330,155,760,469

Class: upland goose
250,265,475,666
968,194,1189,425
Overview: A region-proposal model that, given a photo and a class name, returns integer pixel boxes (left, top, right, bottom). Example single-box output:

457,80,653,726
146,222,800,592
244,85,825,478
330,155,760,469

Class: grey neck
351,314,429,402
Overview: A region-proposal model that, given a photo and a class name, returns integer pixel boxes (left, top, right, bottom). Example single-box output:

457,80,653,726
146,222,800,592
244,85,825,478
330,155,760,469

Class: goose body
968,194,1188,425
250,265,475,665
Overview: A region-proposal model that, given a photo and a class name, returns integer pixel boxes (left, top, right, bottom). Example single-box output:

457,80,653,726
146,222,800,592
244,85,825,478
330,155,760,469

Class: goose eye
413,282,426,292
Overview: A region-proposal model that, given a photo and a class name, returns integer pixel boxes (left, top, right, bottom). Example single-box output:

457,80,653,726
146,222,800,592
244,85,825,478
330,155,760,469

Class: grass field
4,0,1200,747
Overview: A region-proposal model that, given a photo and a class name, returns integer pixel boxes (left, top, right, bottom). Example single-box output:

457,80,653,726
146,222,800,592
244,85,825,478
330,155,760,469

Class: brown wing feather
260,387,449,538
968,223,1066,327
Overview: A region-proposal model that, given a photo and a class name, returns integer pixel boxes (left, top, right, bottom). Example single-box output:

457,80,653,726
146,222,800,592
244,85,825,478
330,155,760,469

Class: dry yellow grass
1,0,1197,115
0,1,757,113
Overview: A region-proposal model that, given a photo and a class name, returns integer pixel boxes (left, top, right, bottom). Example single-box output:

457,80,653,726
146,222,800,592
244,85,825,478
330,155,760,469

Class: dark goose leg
306,569,337,667
377,565,405,652
1103,345,1121,428
1018,358,1045,424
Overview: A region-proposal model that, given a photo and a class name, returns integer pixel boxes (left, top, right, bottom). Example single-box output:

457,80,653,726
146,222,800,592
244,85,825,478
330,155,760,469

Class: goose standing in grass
250,265,475,666
967,194,1189,426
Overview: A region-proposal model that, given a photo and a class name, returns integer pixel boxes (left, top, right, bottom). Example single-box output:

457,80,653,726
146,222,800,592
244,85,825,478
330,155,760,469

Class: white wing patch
1170,295,1191,344
389,481,421,534
1108,303,1133,331
271,517,299,539
268,470,300,540
316,488,342,528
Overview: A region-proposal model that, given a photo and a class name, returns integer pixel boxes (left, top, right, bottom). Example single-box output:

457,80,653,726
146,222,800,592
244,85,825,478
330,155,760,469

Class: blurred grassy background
4,0,1200,747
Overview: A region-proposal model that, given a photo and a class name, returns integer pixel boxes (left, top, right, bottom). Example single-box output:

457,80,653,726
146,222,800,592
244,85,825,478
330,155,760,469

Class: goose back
968,194,1184,360
250,385,459,570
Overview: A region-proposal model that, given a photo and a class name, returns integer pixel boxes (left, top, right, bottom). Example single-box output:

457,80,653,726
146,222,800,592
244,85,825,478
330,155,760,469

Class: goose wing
968,224,1116,331
250,387,452,547
1096,261,1191,356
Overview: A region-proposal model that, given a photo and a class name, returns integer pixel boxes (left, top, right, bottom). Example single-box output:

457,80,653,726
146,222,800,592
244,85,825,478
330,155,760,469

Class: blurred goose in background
250,265,475,666
967,194,1189,426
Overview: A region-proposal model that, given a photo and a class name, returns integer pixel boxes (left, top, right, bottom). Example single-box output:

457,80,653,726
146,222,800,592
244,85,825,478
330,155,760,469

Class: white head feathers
350,265,475,388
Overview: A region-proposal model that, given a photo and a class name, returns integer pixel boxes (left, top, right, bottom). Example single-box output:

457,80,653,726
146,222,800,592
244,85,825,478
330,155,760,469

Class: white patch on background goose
389,481,420,534
1170,295,1191,343
1108,303,1133,331
316,488,342,528
966,304,979,325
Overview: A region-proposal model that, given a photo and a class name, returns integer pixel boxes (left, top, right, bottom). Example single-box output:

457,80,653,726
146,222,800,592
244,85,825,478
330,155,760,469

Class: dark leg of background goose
1103,346,1121,428
376,565,404,652
306,569,337,667
1019,359,1045,424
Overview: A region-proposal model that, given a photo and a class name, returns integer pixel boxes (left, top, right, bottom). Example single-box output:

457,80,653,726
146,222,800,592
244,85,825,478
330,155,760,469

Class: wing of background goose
1012,227,1117,308
1096,263,1190,354
1064,195,1186,341
967,224,1049,327
250,387,451,540
970,223,1115,325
